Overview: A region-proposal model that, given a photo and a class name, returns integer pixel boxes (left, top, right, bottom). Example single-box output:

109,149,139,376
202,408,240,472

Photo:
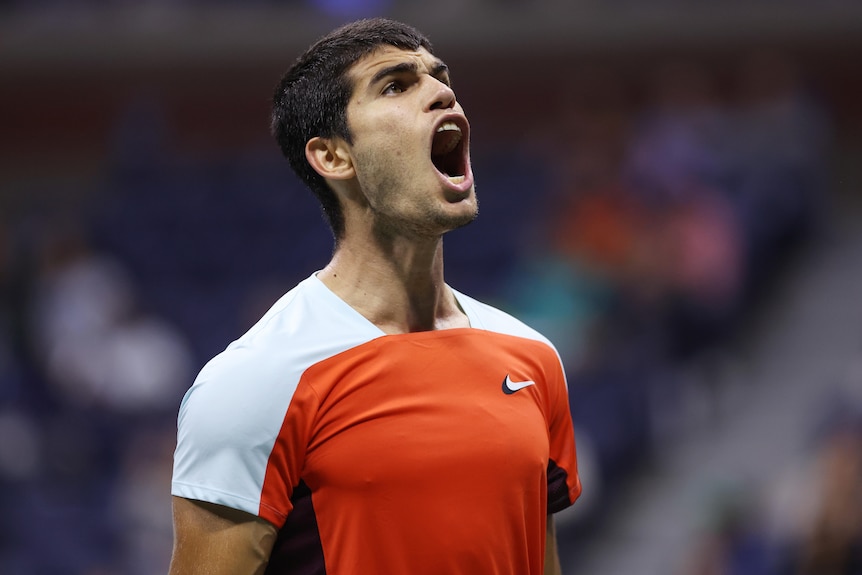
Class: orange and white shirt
172,273,580,574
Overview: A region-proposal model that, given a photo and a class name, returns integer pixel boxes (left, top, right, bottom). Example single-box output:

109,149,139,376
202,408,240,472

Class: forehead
348,45,444,87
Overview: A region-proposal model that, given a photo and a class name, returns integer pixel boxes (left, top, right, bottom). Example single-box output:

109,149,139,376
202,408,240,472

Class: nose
428,79,456,111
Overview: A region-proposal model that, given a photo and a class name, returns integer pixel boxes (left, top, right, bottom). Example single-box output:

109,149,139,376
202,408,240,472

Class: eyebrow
369,60,450,88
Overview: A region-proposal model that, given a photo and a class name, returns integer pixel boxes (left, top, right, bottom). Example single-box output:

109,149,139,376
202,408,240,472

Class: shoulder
210,274,380,374
173,275,383,508
179,274,382,429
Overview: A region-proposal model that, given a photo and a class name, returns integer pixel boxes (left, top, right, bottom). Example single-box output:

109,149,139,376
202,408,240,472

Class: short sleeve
171,345,315,526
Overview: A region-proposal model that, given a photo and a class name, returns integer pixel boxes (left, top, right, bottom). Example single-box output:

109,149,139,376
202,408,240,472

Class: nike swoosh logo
502,374,536,395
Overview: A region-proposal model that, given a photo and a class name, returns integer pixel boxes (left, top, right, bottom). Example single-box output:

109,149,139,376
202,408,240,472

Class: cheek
363,107,418,147
369,131,416,164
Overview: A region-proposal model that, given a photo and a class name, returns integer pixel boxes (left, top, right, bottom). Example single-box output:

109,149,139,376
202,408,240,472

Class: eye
382,81,405,95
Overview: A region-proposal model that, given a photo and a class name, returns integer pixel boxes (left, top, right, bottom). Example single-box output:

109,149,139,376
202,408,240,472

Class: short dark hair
271,18,433,239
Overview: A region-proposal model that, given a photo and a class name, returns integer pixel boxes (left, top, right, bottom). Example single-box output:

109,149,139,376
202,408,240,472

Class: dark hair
271,18,433,239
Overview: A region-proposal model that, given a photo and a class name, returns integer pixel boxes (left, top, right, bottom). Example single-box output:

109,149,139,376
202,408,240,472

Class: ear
305,137,355,181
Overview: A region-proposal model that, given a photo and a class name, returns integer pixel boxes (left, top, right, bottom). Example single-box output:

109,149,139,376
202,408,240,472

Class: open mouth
431,120,468,184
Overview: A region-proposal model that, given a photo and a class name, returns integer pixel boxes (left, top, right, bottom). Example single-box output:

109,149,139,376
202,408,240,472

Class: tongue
431,130,460,156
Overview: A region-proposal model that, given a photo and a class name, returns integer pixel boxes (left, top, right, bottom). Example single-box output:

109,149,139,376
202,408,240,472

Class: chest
299,333,553,493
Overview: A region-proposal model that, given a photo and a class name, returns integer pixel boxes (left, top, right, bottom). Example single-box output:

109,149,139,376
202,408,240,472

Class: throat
381,282,468,334
318,257,468,334
379,299,471,334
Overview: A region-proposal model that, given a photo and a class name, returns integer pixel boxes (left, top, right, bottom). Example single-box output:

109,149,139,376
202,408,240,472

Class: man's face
343,45,477,239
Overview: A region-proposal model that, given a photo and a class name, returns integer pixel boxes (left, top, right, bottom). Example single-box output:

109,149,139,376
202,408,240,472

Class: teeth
432,122,462,156
448,175,465,184
437,121,461,134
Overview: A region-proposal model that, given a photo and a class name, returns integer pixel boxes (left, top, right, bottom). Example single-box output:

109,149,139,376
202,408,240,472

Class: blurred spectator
625,60,730,205
27,217,192,413
659,189,744,358
513,65,640,366
677,387,862,575
624,60,745,359
728,50,830,293
678,483,781,575
0,211,195,573
766,391,862,575
795,424,862,574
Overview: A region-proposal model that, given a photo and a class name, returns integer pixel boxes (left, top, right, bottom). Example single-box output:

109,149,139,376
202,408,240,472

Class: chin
440,203,478,232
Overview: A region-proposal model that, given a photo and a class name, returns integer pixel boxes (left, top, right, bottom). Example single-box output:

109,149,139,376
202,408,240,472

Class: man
169,18,581,575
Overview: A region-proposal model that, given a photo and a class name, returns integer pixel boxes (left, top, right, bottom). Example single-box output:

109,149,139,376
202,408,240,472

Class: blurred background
2,1,862,574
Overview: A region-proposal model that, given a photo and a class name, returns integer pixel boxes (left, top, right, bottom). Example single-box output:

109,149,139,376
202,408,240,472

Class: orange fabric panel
260,328,579,574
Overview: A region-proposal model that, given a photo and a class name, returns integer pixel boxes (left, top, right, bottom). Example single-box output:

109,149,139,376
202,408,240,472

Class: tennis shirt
172,273,581,574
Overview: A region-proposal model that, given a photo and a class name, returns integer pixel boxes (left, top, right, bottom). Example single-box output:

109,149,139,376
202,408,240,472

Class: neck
317,235,468,334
